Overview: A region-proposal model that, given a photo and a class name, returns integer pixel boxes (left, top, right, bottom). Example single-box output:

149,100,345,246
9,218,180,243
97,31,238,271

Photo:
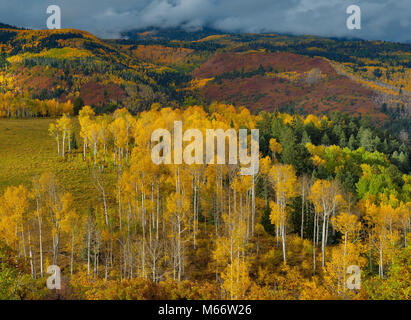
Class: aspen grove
0,103,409,300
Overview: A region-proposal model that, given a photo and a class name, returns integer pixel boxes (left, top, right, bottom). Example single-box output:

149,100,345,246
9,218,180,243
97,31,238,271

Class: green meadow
0,118,114,212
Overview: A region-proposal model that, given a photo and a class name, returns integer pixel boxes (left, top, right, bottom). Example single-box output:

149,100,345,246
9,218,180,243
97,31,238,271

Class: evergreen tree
348,134,356,150
73,96,84,116
70,132,78,150
261,205,274,235
339,131,347,148
280,126,297,164
359,128,374,151
321,133,330,146
301,130,311,145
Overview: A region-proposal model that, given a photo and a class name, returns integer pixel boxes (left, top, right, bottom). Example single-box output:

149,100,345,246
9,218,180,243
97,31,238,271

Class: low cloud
0,0,409,42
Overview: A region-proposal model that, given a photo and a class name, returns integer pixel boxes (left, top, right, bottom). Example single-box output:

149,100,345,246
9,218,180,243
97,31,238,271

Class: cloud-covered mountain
0,0,410,43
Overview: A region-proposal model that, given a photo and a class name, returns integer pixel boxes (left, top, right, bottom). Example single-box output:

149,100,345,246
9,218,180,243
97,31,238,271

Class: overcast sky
0,0,410,42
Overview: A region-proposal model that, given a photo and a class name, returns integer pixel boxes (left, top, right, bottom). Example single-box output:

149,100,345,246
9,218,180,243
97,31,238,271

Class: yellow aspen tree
79,105,95,161
309,179,344,268
0,185,30,257
269,164,298,263
269,138,282,162
221,258,251,300
48,122,60,156
31,176,46,277
56,113,73,158
323,242,365,297
328,212,362,295
365,200,402,278
60,193,83,276
300,174,312,239
259,156,272,207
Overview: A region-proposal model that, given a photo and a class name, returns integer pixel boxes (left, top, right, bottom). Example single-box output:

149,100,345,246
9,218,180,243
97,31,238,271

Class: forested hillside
0,25,409,300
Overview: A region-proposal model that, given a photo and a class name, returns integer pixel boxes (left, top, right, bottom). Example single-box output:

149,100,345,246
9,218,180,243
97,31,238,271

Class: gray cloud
0,0,409,42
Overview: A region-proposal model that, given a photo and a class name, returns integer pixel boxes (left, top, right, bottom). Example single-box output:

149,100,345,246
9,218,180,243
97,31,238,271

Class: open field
0,118,115,212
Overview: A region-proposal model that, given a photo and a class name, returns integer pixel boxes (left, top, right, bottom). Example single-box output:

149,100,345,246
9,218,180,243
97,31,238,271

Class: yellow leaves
221,258,251,300
269,164,298,200
188,78,214,90
48,122,58,138
305,142,325,158
331,60,410,96
269,138,282,157
311,154,326,167
102,229,111,242
269,201,281,227
109,114,131,149
0,92,74,118
59,192,80,234
323,242,366,298
79,105,95,120
309,179,343,216
231,175,252,194
0,185,30,245
304,114,322,128
2,185,30,220
280,113,295,126
213,236,231,265
259,156,271,176
360,164,373,178
56,113,73,132
331,212,361,241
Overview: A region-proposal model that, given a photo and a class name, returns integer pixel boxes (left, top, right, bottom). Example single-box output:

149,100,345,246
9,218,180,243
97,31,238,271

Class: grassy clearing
0,118,114,212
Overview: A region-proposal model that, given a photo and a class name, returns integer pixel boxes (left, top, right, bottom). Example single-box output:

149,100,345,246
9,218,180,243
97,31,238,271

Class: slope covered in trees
0,104,409,300
0,25,409,300
1,26,409,135
0,27,179,113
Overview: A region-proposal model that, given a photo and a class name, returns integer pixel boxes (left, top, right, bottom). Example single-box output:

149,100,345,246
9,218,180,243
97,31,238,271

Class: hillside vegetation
0,26,409,300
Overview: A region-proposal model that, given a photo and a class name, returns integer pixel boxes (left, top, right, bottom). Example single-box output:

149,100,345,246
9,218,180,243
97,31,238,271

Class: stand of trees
0,104,409,300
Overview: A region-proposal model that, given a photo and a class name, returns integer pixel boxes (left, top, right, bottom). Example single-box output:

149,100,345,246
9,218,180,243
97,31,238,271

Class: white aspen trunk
142,189,146,278
36,198,43,277
156,183,159,241
193,178,197,249
313,212,317,274
87,226,91,276
57,134,60,156
118,177,122,231
22,230,27,260
94,141,97,165
71,232,74,276
379,243,384,278
62,131,66,157
301,183,305,239
103,189,108,226
322,214,327,267
282,222,286,263
28,230,34,278
251,173,255,237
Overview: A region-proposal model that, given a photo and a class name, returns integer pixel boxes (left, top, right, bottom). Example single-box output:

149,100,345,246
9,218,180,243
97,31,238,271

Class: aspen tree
269,164,298,263
0,186,30,257
60,193,82,276
309,180,344,267
48,123,60,156
79,105,95,161
329,212,362,295
56,113,72,158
